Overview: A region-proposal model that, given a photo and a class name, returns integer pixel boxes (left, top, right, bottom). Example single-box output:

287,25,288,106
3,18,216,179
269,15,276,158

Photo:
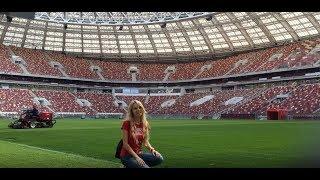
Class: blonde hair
125,100,150,143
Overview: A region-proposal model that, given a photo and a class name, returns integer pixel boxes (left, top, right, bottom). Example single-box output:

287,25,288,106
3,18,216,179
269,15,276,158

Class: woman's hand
135,156,146,167
151,149,161,157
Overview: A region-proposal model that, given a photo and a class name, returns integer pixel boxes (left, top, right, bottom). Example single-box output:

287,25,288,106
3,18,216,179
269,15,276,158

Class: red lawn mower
8,110,56,129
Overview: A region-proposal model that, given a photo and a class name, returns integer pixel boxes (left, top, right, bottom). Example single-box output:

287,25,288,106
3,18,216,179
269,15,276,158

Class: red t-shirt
120,120,145,157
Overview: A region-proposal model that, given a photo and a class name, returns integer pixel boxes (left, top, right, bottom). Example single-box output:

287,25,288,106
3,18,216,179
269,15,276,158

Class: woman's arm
144,139,161,157
122,129,146,166
144,139,155,152
122,129,139,159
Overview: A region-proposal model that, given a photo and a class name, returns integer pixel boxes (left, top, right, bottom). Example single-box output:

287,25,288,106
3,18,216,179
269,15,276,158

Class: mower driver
22,104,39,120
30,104,39,118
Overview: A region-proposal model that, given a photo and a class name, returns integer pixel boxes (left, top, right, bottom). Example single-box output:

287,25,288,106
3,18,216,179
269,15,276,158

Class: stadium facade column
21,20,31,48
143,25,159,56
211,16,234,51
42,22,48,50
191,19,215,54
97,26,103,54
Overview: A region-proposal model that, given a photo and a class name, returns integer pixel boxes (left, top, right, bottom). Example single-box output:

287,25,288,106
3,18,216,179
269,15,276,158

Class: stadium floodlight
160,23,166,28
6,15,12,22
205,15,212,21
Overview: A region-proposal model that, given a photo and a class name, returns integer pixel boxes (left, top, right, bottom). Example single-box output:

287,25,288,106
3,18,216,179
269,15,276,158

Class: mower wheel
30,121,37,128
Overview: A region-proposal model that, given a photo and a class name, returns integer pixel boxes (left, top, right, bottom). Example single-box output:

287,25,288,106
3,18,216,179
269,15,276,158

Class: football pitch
0,118,320,168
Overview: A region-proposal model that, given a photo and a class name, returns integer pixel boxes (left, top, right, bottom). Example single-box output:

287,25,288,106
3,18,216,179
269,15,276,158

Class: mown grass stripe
0,139,122,167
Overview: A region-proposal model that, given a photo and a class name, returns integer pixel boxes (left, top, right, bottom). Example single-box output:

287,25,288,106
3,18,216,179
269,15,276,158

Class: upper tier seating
10,46,61,76
1,38,320,81
0,45,22,73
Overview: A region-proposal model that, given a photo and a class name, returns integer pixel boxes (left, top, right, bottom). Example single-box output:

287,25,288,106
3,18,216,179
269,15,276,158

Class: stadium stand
1,12,320,120
0,45,23,73
10,46,62,76
46,51,99,79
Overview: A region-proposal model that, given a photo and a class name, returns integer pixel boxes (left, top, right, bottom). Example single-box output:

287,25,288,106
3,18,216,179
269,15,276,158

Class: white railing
54,112,86,118
96,113,124,119
0,112,19,119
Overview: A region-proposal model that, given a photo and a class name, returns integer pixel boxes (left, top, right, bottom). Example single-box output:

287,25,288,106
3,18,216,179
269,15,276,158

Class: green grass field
0,118,320,168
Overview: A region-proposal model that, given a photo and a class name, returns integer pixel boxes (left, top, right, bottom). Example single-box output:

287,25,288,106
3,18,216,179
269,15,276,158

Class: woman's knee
155,153,164,165
121,157,150,168
159,154,164,161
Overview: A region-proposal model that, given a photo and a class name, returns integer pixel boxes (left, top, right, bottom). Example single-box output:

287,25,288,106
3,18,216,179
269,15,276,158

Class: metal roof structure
34,12,215,25
1,12,320,62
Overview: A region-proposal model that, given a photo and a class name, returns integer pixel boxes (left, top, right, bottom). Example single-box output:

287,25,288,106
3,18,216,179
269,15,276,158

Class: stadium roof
34,12,215,25
1,12,320,61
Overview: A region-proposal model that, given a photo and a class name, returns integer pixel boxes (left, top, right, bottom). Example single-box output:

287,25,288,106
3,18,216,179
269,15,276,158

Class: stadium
0,12,320,168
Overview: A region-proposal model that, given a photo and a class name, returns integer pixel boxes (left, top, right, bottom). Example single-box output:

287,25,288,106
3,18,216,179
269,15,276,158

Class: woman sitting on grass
119,100,163,168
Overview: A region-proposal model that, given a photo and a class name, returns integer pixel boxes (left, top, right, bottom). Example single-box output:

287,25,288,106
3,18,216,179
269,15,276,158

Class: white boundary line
0,140,122,166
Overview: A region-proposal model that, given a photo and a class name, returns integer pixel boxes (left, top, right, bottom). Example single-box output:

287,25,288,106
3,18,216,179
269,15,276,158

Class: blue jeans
120,152,164,168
